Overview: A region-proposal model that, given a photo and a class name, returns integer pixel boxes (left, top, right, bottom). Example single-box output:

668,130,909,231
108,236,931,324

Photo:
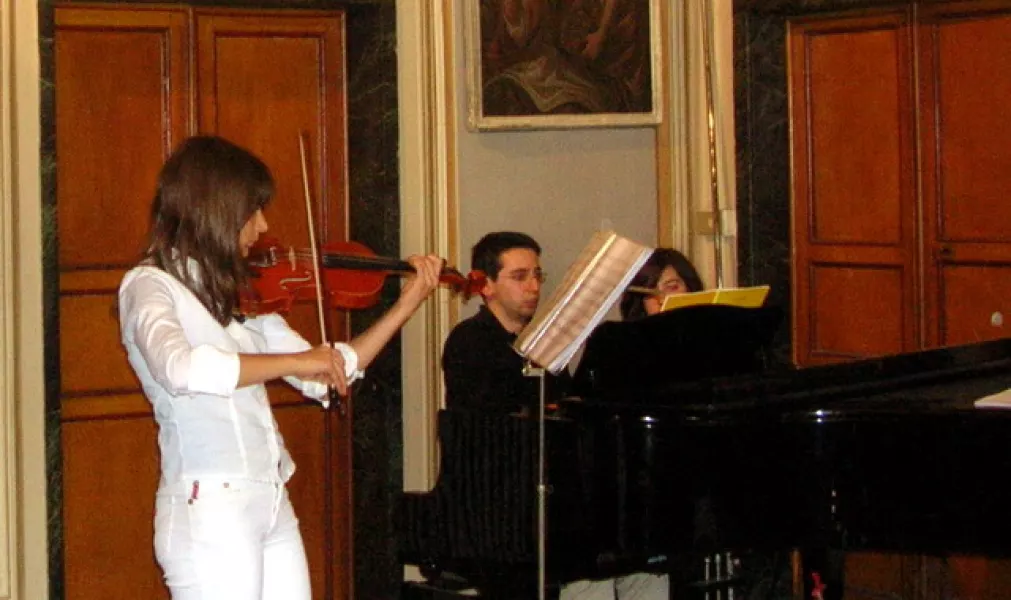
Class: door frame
2,1,48,598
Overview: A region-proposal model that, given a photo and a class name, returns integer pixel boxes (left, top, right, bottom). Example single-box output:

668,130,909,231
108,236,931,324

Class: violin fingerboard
322,254,412,273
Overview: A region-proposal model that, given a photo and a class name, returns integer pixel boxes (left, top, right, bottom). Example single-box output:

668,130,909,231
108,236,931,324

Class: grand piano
400,305,1011,599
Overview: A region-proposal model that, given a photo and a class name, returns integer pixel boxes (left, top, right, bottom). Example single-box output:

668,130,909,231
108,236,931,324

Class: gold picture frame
464,0,663,131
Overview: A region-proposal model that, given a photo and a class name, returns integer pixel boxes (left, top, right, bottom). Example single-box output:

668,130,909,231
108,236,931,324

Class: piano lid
572,323,1011,415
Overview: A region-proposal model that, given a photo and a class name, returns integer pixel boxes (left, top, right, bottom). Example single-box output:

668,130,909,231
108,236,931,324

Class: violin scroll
433,265,487,301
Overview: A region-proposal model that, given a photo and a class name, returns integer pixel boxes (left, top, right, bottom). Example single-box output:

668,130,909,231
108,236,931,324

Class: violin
241,236,486,314
243,131,473,414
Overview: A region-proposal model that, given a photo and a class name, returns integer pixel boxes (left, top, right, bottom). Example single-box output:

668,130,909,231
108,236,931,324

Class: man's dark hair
471,231,541,280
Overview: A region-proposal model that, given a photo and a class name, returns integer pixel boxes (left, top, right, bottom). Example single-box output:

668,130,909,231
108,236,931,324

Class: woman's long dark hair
619,248,703,321
145,136,274,325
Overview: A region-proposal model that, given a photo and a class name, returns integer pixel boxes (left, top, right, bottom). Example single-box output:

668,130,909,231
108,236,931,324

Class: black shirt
442,305,571,414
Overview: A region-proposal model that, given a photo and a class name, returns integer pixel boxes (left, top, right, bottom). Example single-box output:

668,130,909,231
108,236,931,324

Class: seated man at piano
441,232,668,599
442,231,571,414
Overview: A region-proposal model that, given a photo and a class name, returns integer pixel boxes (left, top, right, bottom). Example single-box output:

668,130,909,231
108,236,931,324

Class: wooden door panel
790,11,918,365
939,263,1011,346
809,263,907,359
807,28,905,245
55,7,190,268
62,418,166,600
921,3,1011,349
194,11,348,249
59,291,135,394
62,393,151,422
842,552,913,598
962,557,1011,599
841,554,1011,599
932,11,1011,242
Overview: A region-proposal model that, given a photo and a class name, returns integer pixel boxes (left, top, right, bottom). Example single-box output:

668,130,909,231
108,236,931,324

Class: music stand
513,231,653,599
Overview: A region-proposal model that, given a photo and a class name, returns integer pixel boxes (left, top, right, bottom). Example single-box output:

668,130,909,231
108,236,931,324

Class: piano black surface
400,306,1011,594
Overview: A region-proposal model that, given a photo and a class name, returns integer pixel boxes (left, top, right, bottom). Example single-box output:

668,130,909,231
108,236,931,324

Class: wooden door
789,10,920,366
919,1,1011,349
55,6,190,599
194,10,352,600
916,4,1011,595
56,5,351,600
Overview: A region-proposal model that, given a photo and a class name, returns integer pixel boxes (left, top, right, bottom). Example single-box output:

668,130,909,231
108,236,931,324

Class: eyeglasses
501,269,546,284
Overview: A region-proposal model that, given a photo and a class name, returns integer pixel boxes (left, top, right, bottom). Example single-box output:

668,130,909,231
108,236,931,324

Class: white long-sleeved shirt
118,264,361,487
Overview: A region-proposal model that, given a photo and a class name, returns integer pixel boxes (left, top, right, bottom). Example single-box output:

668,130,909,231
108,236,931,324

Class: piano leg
668,551,748,599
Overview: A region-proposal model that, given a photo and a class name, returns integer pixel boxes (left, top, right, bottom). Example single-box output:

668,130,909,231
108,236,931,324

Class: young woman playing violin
117,136,443,600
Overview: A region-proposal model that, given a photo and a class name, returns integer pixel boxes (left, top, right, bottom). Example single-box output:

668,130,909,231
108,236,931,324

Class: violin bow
299,131,344,414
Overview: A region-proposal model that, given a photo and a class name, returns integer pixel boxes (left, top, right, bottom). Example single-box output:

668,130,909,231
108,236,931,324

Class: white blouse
118,264,362,486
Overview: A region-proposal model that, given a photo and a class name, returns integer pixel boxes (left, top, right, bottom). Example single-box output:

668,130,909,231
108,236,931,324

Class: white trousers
560,573,670,600
153,478,311,600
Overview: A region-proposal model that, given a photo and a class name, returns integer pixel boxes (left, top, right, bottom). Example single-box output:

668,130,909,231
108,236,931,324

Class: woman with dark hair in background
562,248,704,600
619,247,704,321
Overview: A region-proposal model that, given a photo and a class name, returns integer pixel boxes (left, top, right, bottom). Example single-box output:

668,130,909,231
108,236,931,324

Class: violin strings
251,247,468,279
258,249,409,271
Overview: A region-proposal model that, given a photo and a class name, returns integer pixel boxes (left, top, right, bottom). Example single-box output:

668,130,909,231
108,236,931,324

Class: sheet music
974,387,1011,408
660,285,771,312
514,231,652,374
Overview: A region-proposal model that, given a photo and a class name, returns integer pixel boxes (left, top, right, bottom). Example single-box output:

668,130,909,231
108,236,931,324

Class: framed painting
464,0,663,131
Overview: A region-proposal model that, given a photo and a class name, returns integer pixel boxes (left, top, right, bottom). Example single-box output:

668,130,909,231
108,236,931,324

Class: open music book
513,231,652,374
974,387,1011,408
660,285,771,312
